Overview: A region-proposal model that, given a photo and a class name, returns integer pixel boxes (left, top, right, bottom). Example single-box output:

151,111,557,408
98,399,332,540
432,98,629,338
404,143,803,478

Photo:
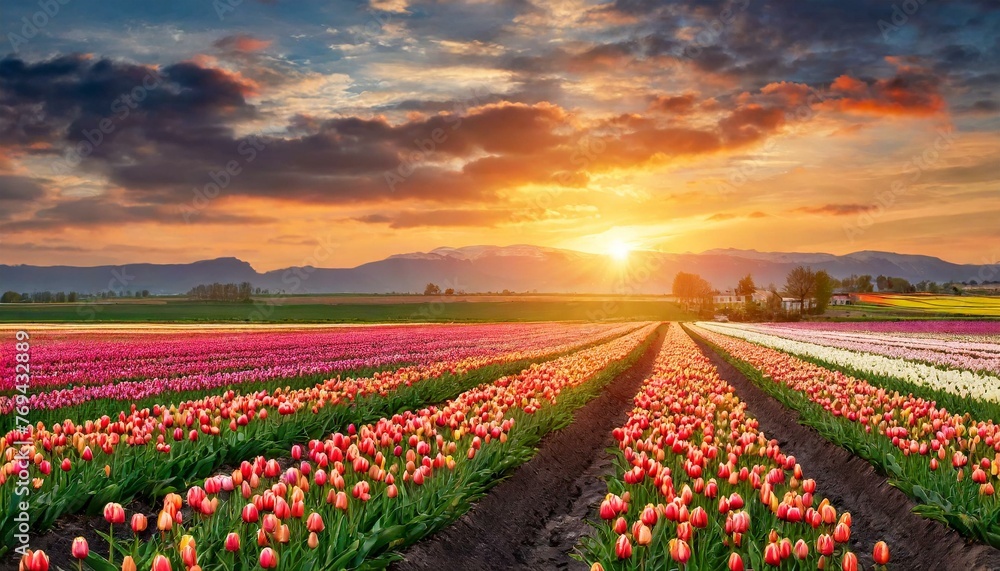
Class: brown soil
391,327,667,571
687,330,1000,571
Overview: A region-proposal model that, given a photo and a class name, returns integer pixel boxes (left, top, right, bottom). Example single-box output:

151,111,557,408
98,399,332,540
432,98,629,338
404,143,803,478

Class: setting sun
609,241,632,261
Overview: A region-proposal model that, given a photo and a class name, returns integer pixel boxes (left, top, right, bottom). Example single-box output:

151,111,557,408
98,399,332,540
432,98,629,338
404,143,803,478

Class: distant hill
0,246,994,295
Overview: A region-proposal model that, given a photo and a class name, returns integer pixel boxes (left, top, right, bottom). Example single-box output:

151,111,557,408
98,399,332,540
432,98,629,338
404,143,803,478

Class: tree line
0,290,151,303
187,282,255,302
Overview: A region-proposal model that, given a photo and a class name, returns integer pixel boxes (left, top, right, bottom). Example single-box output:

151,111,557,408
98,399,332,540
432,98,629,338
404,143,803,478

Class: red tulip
873,541,890,565
833,522,851,543
690,506,708,528
728,552,744,571
764,542,781,566
71,537,89,559
640,504,657,526
152,555,172,571
669,538,691,564
103,502,126,524
615,534,632,559
613,517,627,535
61,459,72,472
793,539,809,560
259,547,279,569
842,552,858,571
335,491,349,511
82,447,93,462
225,533,241,552
24,550,50,571
241,504,259,523
817,534,835,556
181,545,197,568
306,512,325,533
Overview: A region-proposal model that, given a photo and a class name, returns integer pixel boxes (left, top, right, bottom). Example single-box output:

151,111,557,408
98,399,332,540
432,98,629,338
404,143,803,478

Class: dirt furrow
391,327,667,571
687,328,1000,571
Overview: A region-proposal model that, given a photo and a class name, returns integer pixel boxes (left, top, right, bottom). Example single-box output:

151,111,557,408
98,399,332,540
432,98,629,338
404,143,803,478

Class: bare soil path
391,327,667,571
688,328,1000,571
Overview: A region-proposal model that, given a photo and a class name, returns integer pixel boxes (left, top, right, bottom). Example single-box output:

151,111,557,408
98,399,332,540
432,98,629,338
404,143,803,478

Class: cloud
213,35,273,53
793,203,870,216
355,209,515,228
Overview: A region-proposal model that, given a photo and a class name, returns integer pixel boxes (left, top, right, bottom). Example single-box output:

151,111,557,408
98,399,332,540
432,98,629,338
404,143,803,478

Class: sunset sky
1,0,998,270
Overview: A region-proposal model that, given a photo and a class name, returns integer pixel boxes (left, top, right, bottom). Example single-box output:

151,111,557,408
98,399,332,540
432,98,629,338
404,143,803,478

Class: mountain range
1,246,994,295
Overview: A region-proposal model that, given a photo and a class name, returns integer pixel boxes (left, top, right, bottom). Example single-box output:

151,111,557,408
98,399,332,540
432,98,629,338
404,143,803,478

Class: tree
423,283,441,296
444,288,455,295
1,291,20,303
672,272,713,313
736,274,756,300
876,275,889,292
784,266,816,314
813,270,835,313
68,292,78,302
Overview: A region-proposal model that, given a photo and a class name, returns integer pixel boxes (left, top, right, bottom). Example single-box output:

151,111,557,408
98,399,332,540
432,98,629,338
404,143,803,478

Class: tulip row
31,324,658,571
579,324,887,570
777,320,1000,340
0,323,626,426
689,323,1000,549
0,323,643,555
2,323,586,391
697,322,1000,404
736,322,1000,377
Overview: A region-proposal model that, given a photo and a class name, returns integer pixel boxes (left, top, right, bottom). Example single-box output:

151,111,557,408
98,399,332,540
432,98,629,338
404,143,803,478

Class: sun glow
609,241,632,261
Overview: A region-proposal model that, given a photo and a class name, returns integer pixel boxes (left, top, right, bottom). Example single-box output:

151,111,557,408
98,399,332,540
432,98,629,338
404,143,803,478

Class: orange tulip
841,552,858,571
873,541,890,565
793,539,809,560
156,511,173,532
306,512,325,533
669,538,691,564
636,524,652,546
121,556,137,571
130,514,147,533
308,532,319,549
590,564,605,571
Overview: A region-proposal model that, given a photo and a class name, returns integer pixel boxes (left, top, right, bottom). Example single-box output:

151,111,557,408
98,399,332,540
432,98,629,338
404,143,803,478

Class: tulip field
579,324,883,570
691,321,1000,551
6,318,1000,570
